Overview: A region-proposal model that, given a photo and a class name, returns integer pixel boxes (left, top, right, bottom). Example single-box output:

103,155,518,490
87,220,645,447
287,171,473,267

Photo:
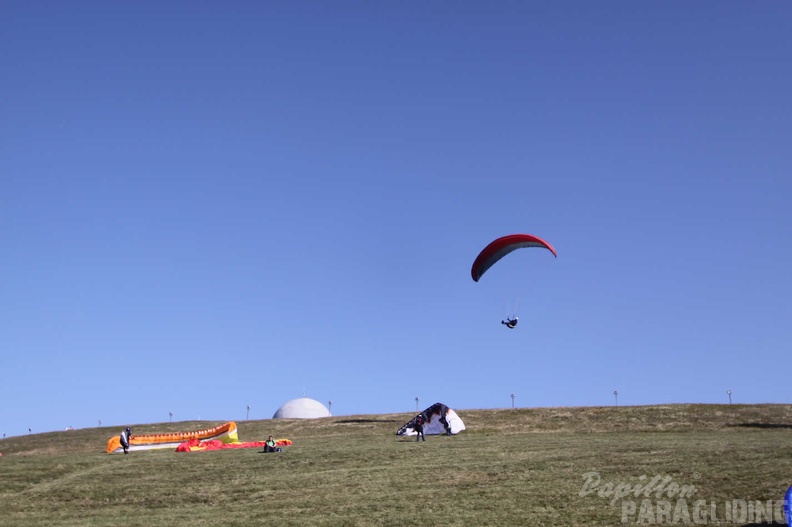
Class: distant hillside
2,403,790,457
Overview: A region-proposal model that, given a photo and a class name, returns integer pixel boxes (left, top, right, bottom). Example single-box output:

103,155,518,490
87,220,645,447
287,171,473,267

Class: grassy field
1,404,791,526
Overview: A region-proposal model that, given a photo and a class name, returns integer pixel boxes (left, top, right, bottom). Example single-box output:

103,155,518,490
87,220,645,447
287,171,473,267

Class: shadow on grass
729,423,792,429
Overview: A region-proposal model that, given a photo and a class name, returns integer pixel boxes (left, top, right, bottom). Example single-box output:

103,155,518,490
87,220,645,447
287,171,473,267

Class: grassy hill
1,404,791,526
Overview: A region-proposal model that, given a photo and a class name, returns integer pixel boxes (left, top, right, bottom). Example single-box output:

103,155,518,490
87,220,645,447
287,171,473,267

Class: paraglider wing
471,234,557,282
106,422,239,453
396,403,466,436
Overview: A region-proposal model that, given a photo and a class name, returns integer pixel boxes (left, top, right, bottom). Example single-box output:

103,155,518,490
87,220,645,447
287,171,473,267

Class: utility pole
511,393,516,409
613,390,619,406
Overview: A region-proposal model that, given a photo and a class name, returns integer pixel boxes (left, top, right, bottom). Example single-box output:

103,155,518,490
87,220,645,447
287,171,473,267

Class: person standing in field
120,427,131,454
414,414,426,442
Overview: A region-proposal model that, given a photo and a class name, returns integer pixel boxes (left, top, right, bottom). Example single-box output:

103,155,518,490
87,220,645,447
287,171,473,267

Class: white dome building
273,397,332,419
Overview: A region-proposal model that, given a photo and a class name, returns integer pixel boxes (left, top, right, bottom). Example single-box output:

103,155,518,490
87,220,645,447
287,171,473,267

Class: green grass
1,404,791,526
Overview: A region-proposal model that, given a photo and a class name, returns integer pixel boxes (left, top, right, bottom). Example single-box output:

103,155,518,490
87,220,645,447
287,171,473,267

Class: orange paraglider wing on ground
106,422,239,453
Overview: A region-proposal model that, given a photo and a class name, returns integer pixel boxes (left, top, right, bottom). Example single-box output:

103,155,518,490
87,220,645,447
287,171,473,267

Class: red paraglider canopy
471,234,557,282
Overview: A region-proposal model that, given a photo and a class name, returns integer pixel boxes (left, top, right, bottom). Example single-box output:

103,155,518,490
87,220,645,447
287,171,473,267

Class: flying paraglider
471,234,556,282
471,234,556,328
501,317,518,329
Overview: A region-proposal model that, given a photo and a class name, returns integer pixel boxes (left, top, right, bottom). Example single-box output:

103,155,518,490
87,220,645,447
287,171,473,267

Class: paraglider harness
120,428,131,454
414,414,426,441
415,414,426,435
501,317,518,329
415,414,425,429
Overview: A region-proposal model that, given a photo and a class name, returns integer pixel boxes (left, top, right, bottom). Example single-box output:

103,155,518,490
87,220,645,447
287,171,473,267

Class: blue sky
2,2,790,436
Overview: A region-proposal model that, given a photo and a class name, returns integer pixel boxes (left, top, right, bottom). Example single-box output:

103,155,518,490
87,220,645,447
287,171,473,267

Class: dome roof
273,397,332,419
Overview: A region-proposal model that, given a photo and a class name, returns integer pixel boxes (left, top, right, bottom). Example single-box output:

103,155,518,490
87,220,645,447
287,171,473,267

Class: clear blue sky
2,2,790,436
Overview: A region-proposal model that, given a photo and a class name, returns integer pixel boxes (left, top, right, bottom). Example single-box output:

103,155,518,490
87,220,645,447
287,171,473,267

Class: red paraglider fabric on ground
176,438,293,452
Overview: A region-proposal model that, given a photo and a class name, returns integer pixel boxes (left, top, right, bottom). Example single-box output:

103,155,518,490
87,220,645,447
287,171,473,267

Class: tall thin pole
169,411,173,423
511,393,516,409
328,400,333,413
246,405,251,421
727,390,732,404
613,390,619,406
415,396,419,411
